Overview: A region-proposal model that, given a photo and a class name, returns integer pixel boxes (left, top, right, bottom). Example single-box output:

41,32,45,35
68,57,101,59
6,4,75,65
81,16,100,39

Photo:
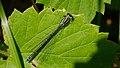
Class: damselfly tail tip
26,56,32,63
26,59,30,63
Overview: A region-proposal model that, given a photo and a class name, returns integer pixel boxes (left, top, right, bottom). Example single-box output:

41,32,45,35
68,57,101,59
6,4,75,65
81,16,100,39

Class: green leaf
0,59,6,68
104,0,111,4
0,57,23,68
7,6,118,68
36,0,111,23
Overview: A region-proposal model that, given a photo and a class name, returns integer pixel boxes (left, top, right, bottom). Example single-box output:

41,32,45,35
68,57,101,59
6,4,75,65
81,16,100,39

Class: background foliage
0,0,119,68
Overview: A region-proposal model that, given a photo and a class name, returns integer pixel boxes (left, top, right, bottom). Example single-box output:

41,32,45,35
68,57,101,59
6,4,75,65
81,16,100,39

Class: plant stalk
0,1,23,68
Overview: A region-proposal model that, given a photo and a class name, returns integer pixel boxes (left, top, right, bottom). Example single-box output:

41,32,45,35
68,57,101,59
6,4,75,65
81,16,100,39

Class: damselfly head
67,13,74,21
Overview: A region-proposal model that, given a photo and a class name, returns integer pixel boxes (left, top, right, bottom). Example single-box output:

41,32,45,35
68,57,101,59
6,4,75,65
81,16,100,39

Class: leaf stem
0,1,23,68
119,11,120,45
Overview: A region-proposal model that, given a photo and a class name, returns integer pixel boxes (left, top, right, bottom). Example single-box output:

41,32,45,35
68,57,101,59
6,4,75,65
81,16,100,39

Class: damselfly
26,13,73,63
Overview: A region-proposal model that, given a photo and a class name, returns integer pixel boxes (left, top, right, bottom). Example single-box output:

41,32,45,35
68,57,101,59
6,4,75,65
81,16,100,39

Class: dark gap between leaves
34,3,44,13
91,3,119,44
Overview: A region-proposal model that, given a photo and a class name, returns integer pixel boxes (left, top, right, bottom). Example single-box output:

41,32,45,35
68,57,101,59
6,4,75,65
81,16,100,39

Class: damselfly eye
52,8,55,12
67,13,74,20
